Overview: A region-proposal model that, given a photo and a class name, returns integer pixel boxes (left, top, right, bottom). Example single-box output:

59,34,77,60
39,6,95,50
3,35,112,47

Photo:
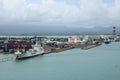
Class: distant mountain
0,24,120,35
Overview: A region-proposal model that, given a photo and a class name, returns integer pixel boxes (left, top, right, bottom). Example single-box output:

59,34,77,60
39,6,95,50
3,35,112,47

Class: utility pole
113,26,116,35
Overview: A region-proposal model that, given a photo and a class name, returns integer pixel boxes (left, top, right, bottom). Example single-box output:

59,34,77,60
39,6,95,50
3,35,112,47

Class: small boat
104,41,110,44
104,39,111,44
14,42,44,60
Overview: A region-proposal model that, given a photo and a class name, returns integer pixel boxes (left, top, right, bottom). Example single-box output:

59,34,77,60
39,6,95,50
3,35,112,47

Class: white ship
14,42,44,60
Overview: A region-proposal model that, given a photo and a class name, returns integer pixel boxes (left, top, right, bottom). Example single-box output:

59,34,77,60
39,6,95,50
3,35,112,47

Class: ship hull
16,53,43,60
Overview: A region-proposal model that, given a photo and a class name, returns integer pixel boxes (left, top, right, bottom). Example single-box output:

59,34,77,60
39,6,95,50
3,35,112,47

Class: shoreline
0,44,101,54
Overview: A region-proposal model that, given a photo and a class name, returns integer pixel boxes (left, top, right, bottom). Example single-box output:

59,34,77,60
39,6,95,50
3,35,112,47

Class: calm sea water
0,42,120,80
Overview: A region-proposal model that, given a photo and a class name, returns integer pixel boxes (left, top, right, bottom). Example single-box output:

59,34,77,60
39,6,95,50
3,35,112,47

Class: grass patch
52,48,74,53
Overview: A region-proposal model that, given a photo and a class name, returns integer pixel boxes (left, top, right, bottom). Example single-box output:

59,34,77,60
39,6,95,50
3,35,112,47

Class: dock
0,35,119,54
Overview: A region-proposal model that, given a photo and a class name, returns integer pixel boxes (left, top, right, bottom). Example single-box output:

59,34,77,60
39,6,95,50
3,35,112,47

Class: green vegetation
52,48,74,53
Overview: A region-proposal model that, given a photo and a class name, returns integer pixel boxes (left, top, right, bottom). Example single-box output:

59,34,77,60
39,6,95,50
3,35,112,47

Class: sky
0,0,120,34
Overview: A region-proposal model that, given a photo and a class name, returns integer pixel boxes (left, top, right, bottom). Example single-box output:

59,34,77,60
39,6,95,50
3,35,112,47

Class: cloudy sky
0,0,120,34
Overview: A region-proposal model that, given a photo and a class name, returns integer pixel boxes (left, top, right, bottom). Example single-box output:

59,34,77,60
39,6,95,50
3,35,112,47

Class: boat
14,42,44,60
104,41,110,44
104,39,111,44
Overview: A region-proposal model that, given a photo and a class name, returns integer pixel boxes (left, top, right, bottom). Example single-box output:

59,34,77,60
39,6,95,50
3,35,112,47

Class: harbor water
0,42,120,80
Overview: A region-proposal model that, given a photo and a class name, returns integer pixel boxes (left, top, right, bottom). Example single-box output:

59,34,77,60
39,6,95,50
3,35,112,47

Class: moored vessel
104,39,111,44
14,42,44,60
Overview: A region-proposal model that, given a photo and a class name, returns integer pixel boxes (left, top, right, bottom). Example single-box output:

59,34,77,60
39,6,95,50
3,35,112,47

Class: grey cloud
0,0,120,28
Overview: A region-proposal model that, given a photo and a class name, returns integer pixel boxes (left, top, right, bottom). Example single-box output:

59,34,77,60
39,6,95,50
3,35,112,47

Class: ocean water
0,42,120,80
